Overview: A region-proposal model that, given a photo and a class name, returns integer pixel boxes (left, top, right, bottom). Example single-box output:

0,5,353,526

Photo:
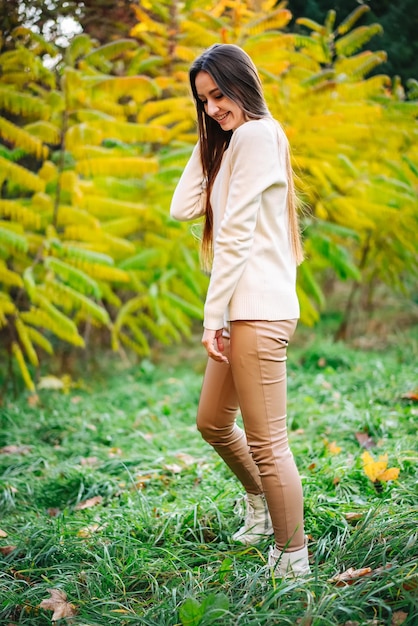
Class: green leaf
179,598,203,626
201,592,230,622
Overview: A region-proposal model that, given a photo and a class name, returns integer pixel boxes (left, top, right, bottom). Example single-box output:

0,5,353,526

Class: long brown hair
189,44,304,269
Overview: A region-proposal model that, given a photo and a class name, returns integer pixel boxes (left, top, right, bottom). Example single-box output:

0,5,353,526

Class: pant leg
196,334,263,495
229,319,305,552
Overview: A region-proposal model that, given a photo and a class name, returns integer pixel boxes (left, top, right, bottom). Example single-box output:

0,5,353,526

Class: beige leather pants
197,319,305,552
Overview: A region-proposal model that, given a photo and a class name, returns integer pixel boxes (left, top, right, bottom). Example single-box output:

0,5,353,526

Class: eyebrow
197,87,221,99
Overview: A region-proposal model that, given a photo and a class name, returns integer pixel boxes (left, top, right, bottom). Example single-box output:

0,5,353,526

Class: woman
170,44,310,577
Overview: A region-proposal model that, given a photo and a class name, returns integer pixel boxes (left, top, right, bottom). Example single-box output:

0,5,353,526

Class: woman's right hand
202,328,229,364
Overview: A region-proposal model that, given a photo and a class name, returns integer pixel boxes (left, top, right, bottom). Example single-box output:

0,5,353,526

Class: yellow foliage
76,157,158,178
79,195,145,219
24,121,61,145
0,200,42,230
15,318,39,366
26,325,53,354
361,451,400,483
92,75,159,103
0,156,45,192
67,120,169,151
0,86,50,119
12,341,35,392
71,260,130,283
243,9,292,36
0,296,16,328
0,261,24,288
57,206,99,229
101,217,140,237
38,162,58,183
21,306,85,347
0,116,48,159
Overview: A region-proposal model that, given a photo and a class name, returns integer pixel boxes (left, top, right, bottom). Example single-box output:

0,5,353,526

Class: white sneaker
232,493,274,545
268,538,311,577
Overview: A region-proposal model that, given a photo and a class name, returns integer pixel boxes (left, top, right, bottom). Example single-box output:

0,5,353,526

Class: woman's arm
170,142,207,222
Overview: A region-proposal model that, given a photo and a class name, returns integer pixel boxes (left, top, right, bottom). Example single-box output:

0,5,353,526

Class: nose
207,98,219,117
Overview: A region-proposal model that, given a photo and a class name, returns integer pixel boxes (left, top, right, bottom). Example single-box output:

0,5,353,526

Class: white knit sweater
170,117,300,330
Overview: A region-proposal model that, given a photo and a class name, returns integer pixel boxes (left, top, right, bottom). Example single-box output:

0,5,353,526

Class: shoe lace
234,495,255,528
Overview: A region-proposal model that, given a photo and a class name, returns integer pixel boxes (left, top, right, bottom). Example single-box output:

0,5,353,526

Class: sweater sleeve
170,142,207,222
204,121,284,330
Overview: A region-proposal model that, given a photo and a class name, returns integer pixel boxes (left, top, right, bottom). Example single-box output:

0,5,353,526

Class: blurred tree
0,0,137,47
0,0,416,390
288,0,418,83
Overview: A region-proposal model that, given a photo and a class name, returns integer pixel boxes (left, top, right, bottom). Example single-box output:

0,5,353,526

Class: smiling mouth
215,112,229,123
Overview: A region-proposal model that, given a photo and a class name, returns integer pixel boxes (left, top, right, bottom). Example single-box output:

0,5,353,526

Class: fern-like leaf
44,256,101,298
15,318,39,367
25,325,53,354
75,157,158,177
0,225,28,253
11,341,35,392
0,156,45,192
0,87,50,119
24,121,61,145
0,261,24,287
337,5,370,36
335,25,383,58
0,200,42,230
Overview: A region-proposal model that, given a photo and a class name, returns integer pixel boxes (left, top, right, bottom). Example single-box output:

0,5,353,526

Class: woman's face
195,70,246,132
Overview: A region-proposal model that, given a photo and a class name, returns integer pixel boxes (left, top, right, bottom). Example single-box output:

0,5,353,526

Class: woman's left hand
202,328,229,364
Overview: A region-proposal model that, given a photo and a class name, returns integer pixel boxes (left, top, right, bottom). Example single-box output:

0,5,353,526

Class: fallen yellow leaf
378,467,400,482
361,451,399,483
328,441,342,455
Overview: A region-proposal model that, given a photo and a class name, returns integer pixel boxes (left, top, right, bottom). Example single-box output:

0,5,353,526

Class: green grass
0,325,417,625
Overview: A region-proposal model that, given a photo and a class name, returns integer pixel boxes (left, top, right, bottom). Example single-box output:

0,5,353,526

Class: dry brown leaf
401,390,418,402
0,545,16,555
39,588,77,621
74,495,103,510
77,523,100,537
0,445,31,455
135,473,154,489
402,575,418,592
175,452,199,466
10,568,31,583
355,431,376,449
345,512,363,522
330,564,393,586
0,528,8,537
329,566,372,585
47,508,61,517
163,463,183,474
391,611,408,625
27,394,40,407
80,456,99,467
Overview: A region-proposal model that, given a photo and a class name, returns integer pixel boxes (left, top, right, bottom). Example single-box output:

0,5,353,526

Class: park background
0,1,417,625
